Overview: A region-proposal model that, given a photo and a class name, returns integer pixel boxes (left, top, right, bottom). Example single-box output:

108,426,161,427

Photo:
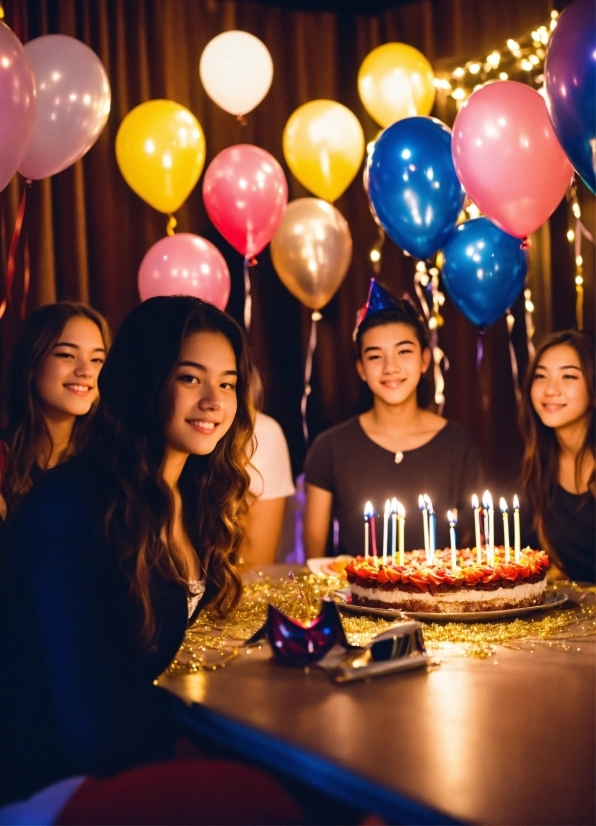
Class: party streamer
414,265,448,414
243,255,254,331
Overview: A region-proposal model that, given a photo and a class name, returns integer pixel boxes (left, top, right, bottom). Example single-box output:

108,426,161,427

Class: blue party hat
353,278,400,338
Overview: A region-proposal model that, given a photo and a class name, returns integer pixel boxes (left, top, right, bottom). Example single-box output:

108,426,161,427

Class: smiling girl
520,330,595,582
304,280,483,557
0,303,110,519
0,296,259,805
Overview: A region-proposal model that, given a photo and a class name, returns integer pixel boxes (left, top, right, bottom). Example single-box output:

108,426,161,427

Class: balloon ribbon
243,255,257,332
476,329,485,372
0,182,29,321
413,266,448,415
166,214,177,236
301,313,320,446
506,311,521,404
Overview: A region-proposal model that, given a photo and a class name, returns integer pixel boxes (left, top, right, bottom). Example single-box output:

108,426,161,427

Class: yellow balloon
116,100,206,213
358,43,435,127
283,100,364,202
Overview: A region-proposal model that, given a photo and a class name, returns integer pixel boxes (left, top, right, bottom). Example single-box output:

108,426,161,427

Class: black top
304,418,483,556
0,455,188,805
525,485,595,583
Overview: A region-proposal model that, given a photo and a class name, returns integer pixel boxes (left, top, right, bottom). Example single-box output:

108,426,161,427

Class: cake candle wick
500,498,510,564
472,493,482,565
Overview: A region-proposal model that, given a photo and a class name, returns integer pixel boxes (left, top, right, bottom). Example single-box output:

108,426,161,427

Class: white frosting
351,578,546,605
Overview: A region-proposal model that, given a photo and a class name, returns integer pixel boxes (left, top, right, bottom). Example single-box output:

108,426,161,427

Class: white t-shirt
248,413,296,501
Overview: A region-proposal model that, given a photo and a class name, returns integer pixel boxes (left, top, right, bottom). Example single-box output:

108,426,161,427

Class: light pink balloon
0,22,36,191
19,35,111,180
203,144,288,257
138,233,230,309
452,81,573,238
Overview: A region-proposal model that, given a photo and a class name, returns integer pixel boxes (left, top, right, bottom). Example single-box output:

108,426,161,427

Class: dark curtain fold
0,0,593,491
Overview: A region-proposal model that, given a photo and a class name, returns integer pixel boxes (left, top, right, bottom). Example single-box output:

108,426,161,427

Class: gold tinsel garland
166,574,596,674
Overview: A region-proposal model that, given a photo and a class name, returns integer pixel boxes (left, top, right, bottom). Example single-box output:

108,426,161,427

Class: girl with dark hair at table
0,302,110,520
520,330,595,583
304,280,483,558
0,296,307,824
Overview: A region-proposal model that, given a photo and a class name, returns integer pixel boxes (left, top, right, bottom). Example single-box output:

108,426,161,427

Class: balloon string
506,311,521,404
243,255,253,332
300,315,318,446
0,182,29,321
166,214,177,236
236,114,247,126
21,239,30,320
414,266,447,415
476,330,485,372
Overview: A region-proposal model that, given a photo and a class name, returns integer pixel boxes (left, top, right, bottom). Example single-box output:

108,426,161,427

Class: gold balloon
283,100,365,202
271,198,352,310
116,100,206,213
358,43,435,127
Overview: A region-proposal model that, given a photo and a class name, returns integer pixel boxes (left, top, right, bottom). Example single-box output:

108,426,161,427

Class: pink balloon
452,81,573,238
138,233,230,309
19,35,111,180
0,23,36,191
203,144,288,257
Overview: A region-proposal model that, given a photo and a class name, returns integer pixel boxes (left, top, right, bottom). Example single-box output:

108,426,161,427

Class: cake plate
333,588,568,622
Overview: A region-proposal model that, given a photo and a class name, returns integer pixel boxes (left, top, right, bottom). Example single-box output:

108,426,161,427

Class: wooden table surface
161,566,596,825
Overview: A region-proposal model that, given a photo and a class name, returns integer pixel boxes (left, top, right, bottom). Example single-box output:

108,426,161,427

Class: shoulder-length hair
2,302,111,514
87,296,255,647
520,330,595,554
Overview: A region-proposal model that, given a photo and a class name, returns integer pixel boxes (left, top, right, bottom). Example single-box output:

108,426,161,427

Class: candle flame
364,501,374,520
499,497,508,513
397,501,406,517
482,490,493,509
418,494,425,510
384,499,391,515
513,494,520,510
423,493,434,514
390,497,398,514
472,493,479,509
448,509,457,526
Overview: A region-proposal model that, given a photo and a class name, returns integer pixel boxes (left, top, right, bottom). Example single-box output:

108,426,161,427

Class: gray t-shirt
304,417,483,556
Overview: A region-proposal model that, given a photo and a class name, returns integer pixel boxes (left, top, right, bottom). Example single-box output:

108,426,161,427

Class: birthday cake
345,548,550,613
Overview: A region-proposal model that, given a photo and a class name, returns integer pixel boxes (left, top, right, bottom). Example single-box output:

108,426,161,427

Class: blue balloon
441,218,527,329
367,117,465,260
545,0,596,193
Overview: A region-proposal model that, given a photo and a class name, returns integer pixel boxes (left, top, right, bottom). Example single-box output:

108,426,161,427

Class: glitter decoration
165,575,595,674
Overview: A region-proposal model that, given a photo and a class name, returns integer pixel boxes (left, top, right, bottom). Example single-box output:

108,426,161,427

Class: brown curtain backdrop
0,0,593,493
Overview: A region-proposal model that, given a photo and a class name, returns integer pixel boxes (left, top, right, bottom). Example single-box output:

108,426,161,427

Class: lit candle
424,494,436,564
482,490,492,565
500,498,510,564
370,505,378,564
513,494,521,563
448,510,457,570
390,498,398,564
419,495,429,562
364,501,374,560
397,501,405,566
472,494,482,565
382,500,390,566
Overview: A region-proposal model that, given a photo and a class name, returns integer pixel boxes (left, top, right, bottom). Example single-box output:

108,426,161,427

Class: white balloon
199,31,273,117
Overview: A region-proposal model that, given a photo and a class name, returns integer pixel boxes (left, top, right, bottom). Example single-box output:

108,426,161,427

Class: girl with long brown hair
0,302,110,518
0,296,261,808
520,330,595,582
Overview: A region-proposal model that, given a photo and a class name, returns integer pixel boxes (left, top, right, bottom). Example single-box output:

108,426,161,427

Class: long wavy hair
1,302,111,515
86,296,255,647
520,330,595,555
